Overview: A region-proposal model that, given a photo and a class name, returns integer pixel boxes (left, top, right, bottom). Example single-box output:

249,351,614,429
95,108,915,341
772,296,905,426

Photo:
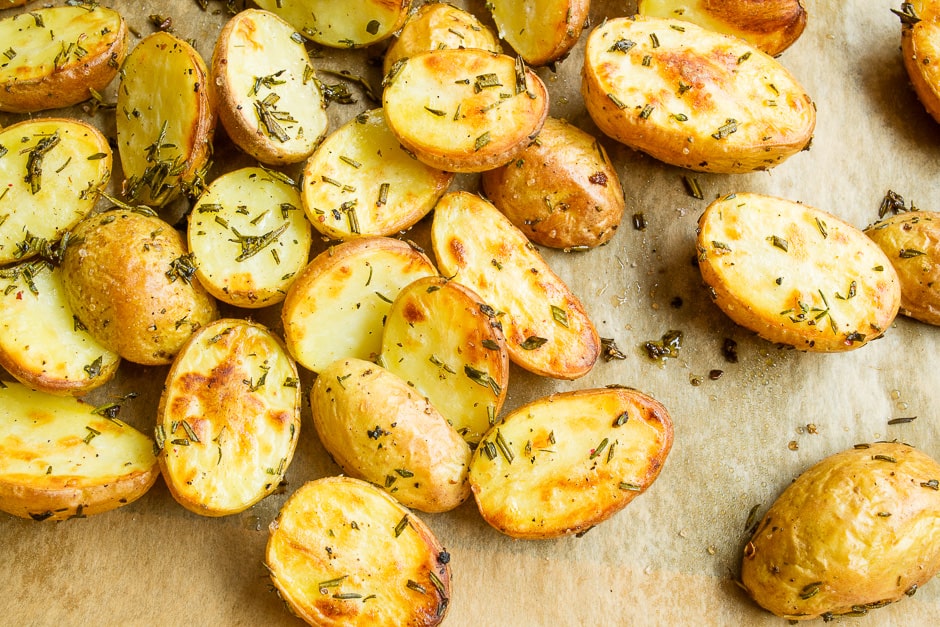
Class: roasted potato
481,117,625,249
301,108,453,240
115,32,216,207
383,49,549,172
212,9,329,165
865,210,940,325
581,15,815,173
469,387,673,539
899,0,940,124
740,441,940,621
253,0,412,48
637,0,808,57
697,193,900,351
487,0,590,66
61,209,219,366
311,358,471,513
0,5,128,113
282,237,437,374
188,167,311,308
0,118,111,265
266,476,452,626
0,381,159,521
431,191,600,379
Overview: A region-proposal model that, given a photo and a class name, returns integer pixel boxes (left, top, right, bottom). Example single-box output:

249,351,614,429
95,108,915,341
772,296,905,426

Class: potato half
487,0,590,66
253,0,412,48
900,0,940,124
431,191,599,379
0,381,158,521
582,15,815,173
0,5,128,113
741,442,940,621
267,476,452,626
697,193,900,351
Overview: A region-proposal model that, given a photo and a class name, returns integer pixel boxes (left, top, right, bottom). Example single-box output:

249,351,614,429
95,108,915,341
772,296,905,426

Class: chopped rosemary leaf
551,305,569,327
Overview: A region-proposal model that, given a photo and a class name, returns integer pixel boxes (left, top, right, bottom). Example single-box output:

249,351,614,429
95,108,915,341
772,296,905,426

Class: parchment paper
2,0,939,625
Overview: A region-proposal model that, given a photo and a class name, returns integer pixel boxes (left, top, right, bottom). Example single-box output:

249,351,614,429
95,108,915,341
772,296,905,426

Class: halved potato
157,318,301,516
431,191,599,379
697,193,901,351
253,0,412,48
899,0,940,124
0,381,159,521
581,15,815,173
212,9,329,165
267,476,452,626
311,358,471,513
469,387,673,539
0,261,120,395
301,108,453,240
0,5,128,113
116,31,216,207
188,167,311,308
0,117,112,265
282,237,437,374
381,275,509,444
383,49,549,172
487,0,590,66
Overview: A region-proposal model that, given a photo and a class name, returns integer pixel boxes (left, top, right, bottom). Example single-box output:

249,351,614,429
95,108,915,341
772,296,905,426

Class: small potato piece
267,476,451,626
158,319,301,516
311,358,471,513
381,276,509,444
697,193,900,351
301,108,453,239
637,0,808,57
469,387,673,539
61,209,219,366
488,0,590,66
0,118,112,265
253,0,411,48
582,16,815,173
383,49,549,172
866,211,940,325
431,191,599,379
0,262,120,395
212,9,328,165
0,5,128,113
282,237,437,374
482,117,625,249
0,382,158,521
740,442,940,620
900,0,940,124
116,32,216,207
188,167,311,308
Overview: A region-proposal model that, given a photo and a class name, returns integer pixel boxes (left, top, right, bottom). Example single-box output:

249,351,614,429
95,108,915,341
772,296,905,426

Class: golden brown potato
253,0,412,48
740,442,940,621
900,0,940,124
267,476,451,626
481,117,625,249
487,0,590,66
697,193,900,351
61,209,219,366
0,5,128,113
581,15,815,173
865,210,940,325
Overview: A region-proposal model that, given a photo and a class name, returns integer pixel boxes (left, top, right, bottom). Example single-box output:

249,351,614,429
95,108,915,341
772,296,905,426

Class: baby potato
740,442,940,621
253,0,412,48
487,0,590,66
61,209,219,366
900,1,940,125
311,358,471,513
481,117,625,249
865,211,940,326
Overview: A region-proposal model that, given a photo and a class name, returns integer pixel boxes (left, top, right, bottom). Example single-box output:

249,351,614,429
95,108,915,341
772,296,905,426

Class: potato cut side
253,0,411,48
212,9,328,165
282,237,437,374
383,49,549,172
381,276,509,444
469,387,673,539
301,108,453,240
0,118,111,265
0,5,127,113
158,319,301,517
697,193,900,351
267,476,451,626
0,381,158,521
900,0,940,125
581,16,815,173
488,0,590,66
188,167,311,308
311,358,471,513
115,32,216,207
431,191,599,379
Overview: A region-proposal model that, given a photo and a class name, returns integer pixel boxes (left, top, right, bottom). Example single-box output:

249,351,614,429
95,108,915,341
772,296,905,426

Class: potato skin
488,0,590,66
740,442,940,621
900,0,940,124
